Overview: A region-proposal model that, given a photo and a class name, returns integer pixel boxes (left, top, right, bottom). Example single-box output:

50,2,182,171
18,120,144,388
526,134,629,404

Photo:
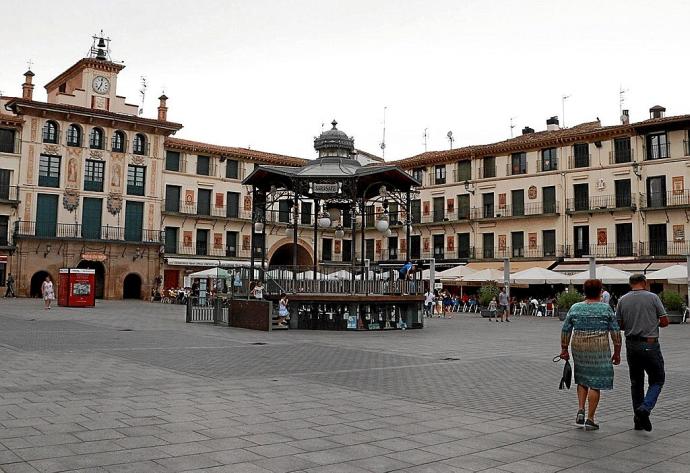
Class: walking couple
560,274,667,431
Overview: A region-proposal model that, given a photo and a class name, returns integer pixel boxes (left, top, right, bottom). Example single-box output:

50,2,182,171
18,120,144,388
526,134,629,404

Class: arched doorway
122,273,142,299
77,260,105,299
30,271,52,298
268,243,313,267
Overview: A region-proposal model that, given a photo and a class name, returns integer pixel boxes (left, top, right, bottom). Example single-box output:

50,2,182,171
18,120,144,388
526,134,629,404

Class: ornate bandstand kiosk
242,121,423,330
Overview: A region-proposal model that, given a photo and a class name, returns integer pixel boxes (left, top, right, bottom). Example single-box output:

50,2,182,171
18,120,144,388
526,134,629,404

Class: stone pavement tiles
0,299,688,472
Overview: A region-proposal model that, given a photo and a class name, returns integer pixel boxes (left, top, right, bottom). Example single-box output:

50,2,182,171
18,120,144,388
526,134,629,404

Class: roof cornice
165,137,307,167
44,58,126,90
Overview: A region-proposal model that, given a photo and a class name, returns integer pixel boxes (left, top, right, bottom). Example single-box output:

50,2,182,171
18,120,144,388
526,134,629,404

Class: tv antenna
619,85,628,117
562,94,571,128
447,130,455,150
138,76,147,116
379,106,387,159
423,128,428,152
509,117,516,138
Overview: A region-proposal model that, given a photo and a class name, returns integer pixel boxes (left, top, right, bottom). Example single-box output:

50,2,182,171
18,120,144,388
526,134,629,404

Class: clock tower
43,32,139,116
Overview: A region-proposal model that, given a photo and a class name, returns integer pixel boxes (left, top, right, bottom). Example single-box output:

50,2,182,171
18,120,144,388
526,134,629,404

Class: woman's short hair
583,278,603,299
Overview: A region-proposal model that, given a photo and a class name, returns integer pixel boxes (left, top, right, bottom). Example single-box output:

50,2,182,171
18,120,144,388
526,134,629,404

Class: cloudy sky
2,0,688,160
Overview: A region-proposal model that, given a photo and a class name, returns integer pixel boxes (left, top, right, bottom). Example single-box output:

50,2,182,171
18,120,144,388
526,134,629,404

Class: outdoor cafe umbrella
188,267,231,279
569,265,632,285
510,267,571,285
646,264,688,285
437,265,476,280
463,268,507,284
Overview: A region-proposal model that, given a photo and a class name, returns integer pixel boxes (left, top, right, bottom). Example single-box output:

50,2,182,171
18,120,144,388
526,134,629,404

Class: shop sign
312,182,339,194
81,252,107,262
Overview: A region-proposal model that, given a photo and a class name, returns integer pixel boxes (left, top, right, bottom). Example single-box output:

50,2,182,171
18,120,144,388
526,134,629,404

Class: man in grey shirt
497,288,509,322
616,273,669,432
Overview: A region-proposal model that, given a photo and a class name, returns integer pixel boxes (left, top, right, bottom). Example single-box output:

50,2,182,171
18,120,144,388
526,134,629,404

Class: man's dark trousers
626,340,665,413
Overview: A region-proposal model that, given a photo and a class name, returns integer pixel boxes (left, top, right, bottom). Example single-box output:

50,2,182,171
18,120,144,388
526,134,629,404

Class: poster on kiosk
58,268,96,307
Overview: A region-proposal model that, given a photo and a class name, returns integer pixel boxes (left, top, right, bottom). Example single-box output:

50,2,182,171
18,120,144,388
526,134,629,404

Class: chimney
522,126,534,135
157,94,168,121
22,70,35,100
621,109,630,125
649,105,665,119
546,116,560,131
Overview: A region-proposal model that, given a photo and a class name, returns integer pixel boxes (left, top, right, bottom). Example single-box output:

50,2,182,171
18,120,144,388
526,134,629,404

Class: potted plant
478,282,500,318
555,290,583,321
660,291,685,324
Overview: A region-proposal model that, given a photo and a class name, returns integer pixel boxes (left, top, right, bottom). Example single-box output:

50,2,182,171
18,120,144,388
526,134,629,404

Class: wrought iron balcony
13,221,163,244
566,194,634,213
163,199,251,219
0,185,19,204
568,154,591,169
640,190,690,209
639,240,689,257
566,243,638,258
476,245,565,260
645,142,671,161
471,202,560,220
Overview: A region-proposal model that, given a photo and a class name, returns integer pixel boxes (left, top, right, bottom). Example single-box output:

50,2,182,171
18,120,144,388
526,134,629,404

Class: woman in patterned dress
560,279,622,430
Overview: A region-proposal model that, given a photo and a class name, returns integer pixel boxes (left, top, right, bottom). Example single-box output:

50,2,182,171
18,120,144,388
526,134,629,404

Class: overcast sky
2,0,689,160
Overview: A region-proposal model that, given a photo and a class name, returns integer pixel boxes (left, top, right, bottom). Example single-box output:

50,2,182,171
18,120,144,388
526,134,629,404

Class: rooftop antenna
562,94,571,128
138,76,147,116
447,130,455,150
379,106,387,159
509,117,516,138
619,84,628,118
423,128,428,152
26,59,34,71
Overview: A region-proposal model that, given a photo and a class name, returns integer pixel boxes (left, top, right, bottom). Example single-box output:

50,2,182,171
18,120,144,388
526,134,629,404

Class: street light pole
503,257,511,313
587,255,596,279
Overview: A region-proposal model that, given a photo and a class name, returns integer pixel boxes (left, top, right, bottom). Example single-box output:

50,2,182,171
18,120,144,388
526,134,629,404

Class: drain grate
119,329,133,332
442,357,460,361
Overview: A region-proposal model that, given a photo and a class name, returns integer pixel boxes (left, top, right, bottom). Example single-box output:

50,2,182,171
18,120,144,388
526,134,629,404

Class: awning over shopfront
165,258,253,268
553,261,678,274
465,260,555,272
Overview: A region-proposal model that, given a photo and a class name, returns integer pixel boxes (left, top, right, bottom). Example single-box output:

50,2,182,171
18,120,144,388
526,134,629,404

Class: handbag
553,355,572,390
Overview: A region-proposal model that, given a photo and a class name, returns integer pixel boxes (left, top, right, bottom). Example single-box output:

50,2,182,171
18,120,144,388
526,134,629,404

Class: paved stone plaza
0,299,688,473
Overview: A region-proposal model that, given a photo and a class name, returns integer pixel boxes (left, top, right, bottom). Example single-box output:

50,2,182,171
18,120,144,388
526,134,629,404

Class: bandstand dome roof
313,120,355,153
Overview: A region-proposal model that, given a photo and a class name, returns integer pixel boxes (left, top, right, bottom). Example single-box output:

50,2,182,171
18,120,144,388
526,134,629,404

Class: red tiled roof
4,97,183,133
397,114,690,168
165,137,307,167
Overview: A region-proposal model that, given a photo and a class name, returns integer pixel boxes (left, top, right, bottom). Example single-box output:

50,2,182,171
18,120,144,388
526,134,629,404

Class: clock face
92,76,110,94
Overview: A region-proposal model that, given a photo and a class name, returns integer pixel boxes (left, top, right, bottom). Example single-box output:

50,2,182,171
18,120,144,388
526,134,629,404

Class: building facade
386,110,690,273
2,37,690,298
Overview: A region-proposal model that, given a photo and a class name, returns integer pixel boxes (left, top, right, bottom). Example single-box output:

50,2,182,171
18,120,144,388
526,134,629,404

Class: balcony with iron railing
536,157,558,173
164,241,252,258
566,194,635,213
684,140,690,157
645,142,671,161
568,154,591,169
475,245,566,260
163,200,252,219
13,221,163,244
0,185,20,204
470,201,560,220
639,240,690,258
506,162,528,176
478,166,496,179
640,190,690,210
608,147,634,164
567,243,638,259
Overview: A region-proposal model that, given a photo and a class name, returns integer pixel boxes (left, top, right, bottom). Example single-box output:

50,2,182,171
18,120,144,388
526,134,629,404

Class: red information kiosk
58,268,96,307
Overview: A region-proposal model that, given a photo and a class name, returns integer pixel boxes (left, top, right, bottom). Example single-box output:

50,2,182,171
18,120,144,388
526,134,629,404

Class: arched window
42,121,59,144
89,127,104,149
132,133,146,155
111,130,126,152
66,124,82,147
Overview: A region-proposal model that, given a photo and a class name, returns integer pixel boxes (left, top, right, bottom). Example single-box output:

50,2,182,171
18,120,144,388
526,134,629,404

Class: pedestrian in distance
277,293,289,327
616,273,669,432
488,297,497,321
41,275,55,310
560,279,622,430
250,280,264,300
497,287,509,322
423,288,434,318
4,273,16,297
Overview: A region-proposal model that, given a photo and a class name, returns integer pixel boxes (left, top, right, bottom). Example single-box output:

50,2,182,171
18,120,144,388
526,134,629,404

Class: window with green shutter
457,161,471,181
226,192,240,218
36,194,58,237
165,227,178,254
39,155,60,188
127,165,145,196
196,155,210,175
226,160,239,179
124,201,144,242
83,160,104,192
82,198,102,239
165,151,180,171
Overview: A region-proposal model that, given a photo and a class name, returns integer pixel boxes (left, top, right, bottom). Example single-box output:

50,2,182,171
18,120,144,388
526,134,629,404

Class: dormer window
66,124,82,147
112,130,126,152
42,121,59,144
133,133,146,155
89,127,104,149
